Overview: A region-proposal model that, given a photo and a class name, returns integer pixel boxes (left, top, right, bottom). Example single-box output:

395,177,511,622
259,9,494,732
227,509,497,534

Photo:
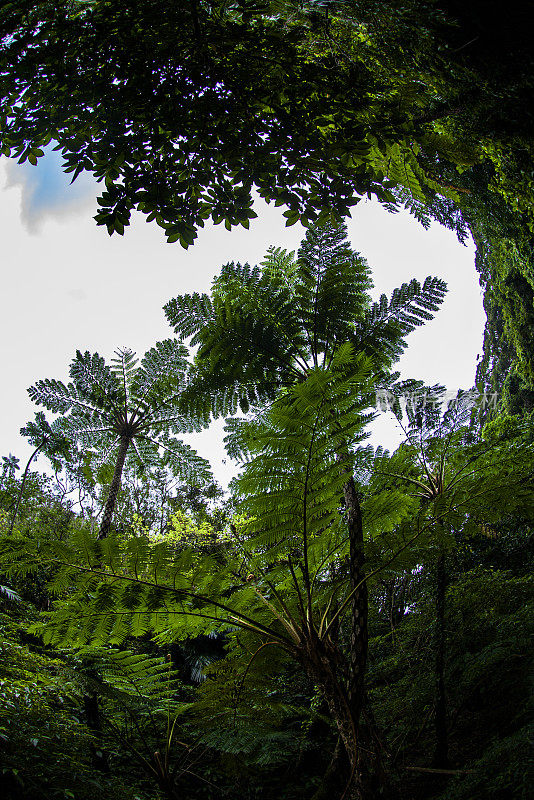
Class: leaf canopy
0,0,488,245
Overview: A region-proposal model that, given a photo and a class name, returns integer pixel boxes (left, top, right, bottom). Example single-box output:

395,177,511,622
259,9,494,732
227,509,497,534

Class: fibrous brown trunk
294,468,372,798
98,435,129,540
300,635,358,779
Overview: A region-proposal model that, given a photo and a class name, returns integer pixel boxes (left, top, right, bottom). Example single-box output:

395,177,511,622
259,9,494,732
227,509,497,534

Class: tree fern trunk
432,550,449,769
300,638,359,789
88,435,129,774
334,435,369,793
343,474,368,730
83,683,110,773
8,438,47,535
303,652,383,800
343,473,371,796
98,435,129,540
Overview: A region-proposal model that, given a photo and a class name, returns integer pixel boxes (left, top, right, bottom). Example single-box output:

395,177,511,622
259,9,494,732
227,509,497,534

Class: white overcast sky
0,149,485,488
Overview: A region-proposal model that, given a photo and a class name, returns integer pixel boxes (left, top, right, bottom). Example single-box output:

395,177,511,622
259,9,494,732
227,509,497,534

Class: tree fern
165,221,446,419
26,340,212,538
0,352,421,777
162,220,448,783
3,223,449,796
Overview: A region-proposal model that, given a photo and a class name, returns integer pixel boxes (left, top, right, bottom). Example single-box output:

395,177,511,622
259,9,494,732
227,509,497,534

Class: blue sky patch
5,145,96,232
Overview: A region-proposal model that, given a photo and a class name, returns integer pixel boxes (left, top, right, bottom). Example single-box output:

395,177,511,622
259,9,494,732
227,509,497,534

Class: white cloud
4,148,97,234
66,288,88,302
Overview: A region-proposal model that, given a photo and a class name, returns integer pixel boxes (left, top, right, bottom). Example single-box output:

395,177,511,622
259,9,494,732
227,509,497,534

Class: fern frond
164,292,214,342
69,350,123,413
110,347,139,408
76,647,183,703
359,275,447,367
28,377,114,421
131,339,189,409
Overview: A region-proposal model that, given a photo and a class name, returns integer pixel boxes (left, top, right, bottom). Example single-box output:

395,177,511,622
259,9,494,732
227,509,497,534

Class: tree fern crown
164,221,447,417
26,339,211,487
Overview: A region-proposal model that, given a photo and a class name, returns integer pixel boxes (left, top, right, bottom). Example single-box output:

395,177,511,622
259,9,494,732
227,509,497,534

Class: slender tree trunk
333,433,370,796
432,550,449,769
85,436,129,773
98,435,130,540
8,439,47,535
83,683,110,773
329,562,341,646
343,474,368,731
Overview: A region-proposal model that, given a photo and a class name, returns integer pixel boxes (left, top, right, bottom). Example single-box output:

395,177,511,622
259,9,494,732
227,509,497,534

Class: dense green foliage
1,222,533,799
0,0,472,243
165,222,446,413
1,401,532,799
1,0,533,790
